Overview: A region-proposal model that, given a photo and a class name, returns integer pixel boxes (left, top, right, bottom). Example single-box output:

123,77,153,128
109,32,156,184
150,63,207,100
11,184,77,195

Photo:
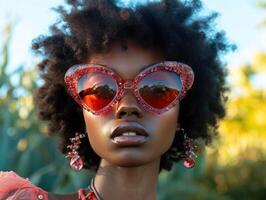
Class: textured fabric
0,171,48,200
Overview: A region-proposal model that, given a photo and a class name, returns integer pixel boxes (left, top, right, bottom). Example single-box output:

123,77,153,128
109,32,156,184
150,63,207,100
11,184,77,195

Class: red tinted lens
78,72,117,111
138,70,181,109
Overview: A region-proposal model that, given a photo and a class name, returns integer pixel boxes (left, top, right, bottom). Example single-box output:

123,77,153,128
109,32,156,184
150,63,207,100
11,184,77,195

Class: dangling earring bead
180,128,197,168
65,132,86,171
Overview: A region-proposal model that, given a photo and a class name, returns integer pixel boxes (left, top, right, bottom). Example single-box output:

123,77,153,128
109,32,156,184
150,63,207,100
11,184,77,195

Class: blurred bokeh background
0,0,266,199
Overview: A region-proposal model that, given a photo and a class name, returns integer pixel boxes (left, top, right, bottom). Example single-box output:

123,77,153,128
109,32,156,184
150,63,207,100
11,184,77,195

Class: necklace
87,178,103,200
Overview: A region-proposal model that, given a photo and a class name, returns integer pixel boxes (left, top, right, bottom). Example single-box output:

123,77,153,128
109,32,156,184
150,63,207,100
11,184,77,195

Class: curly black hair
32,0,232,172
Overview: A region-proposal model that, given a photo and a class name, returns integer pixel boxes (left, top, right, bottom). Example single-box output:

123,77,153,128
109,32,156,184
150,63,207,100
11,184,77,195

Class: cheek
82,110,112,158
150,106,179,154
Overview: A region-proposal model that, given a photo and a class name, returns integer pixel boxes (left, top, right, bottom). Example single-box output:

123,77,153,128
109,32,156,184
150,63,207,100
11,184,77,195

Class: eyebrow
91,61,161,75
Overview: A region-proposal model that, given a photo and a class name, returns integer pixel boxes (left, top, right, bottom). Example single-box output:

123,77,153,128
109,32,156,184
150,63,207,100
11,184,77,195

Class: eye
141,84,169,97
92,84,116,99
138,70,181,109
150,85,168,96
78,84,117,111
79,84,116,99
77,72,117,111
140,84,178,98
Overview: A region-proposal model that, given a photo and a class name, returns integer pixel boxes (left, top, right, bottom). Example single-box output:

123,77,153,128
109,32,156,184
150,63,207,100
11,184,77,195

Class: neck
93,158,160,200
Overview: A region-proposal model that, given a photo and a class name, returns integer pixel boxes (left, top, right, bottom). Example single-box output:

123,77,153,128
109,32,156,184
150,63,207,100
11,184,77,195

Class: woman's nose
115,92,144,119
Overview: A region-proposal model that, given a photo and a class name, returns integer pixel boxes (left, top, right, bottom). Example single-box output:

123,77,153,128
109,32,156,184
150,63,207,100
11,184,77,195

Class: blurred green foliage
0,24,92,194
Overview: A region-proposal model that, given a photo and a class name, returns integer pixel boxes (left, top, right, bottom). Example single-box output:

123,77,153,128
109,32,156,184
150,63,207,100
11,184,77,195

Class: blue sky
0,0,266,72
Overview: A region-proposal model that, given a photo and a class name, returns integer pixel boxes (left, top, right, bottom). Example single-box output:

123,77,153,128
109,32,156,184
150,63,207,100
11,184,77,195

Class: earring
179,128,197,168
65,132,86,171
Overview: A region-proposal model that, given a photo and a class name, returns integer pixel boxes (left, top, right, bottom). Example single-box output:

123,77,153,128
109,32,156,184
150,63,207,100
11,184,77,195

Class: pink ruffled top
0,171,97,200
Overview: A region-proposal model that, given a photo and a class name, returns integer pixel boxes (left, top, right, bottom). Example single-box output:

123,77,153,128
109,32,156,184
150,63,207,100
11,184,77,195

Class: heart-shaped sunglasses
64,61,194,115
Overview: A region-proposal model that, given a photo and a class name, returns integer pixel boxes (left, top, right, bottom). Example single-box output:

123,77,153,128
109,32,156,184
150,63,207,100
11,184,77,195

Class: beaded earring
178,128,197,168
65,132,86,171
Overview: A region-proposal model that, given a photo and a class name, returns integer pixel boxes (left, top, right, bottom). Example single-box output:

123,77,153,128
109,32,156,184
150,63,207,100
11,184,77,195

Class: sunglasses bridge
120,80,134,90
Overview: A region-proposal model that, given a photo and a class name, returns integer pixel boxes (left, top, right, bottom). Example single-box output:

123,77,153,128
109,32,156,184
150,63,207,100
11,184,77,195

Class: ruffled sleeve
0,171,48,200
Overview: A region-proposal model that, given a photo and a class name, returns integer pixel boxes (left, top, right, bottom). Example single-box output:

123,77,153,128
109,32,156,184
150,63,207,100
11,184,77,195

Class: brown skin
49,40,180,200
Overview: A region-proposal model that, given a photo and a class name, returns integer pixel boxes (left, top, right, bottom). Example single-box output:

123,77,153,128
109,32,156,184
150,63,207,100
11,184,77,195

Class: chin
113,160,148,168
106,153,160,168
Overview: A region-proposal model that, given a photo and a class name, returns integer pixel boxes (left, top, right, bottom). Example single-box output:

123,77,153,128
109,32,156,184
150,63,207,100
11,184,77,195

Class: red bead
68,152,74,156
183,158,195,168
70,155,83,171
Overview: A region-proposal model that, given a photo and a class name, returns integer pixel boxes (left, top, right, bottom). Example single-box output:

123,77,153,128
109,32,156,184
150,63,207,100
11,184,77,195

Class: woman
0,0,231,199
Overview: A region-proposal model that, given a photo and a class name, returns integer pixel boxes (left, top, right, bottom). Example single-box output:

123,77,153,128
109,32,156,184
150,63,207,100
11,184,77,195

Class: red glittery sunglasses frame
64,61,194,115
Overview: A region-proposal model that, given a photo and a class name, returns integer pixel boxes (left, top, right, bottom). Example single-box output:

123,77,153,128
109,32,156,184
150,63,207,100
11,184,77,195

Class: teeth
120,132,137,136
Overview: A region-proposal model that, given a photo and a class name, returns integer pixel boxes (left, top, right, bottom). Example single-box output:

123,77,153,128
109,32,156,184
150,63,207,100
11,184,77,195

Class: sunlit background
1,0,266,199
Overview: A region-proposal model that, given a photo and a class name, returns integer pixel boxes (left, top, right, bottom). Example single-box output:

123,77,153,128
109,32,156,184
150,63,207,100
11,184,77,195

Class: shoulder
0,171,48,200
0,171,95,200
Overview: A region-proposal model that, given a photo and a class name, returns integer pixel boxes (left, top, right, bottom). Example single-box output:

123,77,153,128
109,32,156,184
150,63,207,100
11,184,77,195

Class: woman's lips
110,123,150,146
112,135,149,146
